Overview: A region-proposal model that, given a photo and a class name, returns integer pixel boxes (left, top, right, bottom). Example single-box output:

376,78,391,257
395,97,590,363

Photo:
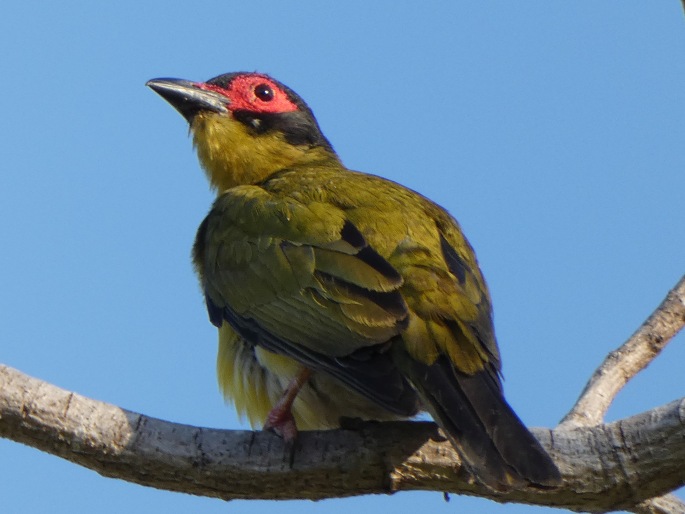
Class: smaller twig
560,275,685,428
633,494,685,514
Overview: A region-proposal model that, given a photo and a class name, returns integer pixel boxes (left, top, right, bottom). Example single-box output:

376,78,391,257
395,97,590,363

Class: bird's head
147,72,337,191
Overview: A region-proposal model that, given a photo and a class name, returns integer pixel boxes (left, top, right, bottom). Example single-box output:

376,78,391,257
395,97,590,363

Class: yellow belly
216,323,408,430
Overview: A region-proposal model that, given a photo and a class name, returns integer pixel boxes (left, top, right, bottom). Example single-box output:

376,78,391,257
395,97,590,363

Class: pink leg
263,368,312,443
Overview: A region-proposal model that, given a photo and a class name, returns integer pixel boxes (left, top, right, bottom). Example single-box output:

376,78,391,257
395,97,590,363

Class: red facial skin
196,74,298,114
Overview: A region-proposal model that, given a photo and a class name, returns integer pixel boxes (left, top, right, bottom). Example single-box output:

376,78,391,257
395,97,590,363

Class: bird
146,71,561,491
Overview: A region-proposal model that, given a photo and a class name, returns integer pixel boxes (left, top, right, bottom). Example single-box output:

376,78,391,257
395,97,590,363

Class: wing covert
193,184,418,416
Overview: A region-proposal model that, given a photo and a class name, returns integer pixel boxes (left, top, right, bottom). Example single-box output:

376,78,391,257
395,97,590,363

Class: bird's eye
254,83,274,102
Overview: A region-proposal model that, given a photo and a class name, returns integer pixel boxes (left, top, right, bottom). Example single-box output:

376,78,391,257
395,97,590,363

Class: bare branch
561,275,685,428
633,494,685,514
1,364,684,512
4,277,685,510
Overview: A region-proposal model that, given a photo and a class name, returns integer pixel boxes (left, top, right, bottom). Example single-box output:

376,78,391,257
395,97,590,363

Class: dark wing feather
399,352,561,490
393,220,560,490
214,298,418,416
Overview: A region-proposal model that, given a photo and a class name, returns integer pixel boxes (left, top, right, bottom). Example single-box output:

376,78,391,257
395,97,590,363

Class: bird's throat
192,113,337,192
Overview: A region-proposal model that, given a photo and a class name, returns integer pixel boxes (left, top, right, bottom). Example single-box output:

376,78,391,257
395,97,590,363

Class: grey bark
2,271,684,512
1,363,684,512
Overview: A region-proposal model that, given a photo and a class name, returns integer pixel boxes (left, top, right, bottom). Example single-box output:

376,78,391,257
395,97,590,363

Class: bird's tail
403,354,561,491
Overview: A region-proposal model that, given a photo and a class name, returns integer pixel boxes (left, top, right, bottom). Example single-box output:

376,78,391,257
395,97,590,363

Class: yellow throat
191,112,338,192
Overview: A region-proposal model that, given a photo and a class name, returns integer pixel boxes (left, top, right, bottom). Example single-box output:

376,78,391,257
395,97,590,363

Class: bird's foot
262,367,312,444
264,408,299,443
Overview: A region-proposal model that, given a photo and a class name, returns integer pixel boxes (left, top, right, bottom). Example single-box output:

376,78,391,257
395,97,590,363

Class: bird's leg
264,367,312,442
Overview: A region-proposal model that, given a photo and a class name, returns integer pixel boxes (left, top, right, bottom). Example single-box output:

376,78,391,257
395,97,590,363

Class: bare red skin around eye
197,74,298,114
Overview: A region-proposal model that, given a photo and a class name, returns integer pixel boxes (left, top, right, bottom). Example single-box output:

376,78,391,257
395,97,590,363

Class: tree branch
635,495,685,514
558,275,685,513
1,364,684,512
561,275,685,428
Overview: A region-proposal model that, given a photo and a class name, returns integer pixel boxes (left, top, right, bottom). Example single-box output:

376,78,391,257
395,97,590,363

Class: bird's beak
146,78,229,123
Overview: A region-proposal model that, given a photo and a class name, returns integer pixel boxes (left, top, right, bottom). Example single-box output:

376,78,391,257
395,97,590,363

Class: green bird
146,72,561,491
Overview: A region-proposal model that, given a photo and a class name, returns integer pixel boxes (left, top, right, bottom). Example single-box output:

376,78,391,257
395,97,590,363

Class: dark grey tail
406,355,561,491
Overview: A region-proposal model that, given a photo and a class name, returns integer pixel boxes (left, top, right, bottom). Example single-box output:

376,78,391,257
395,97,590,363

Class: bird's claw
264,408,298,443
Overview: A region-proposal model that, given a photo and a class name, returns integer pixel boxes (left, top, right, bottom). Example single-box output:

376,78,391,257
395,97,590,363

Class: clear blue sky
1,2,683,512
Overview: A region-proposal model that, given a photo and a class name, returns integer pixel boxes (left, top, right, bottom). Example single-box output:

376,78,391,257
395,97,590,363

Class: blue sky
1,2,683,513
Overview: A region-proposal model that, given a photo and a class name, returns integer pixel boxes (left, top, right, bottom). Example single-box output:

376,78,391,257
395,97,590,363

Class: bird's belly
216,323,408,430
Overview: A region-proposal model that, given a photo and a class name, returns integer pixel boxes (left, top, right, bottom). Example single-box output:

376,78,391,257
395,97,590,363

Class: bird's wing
194,184,418,415
365,197,500,377
387,211,560,489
